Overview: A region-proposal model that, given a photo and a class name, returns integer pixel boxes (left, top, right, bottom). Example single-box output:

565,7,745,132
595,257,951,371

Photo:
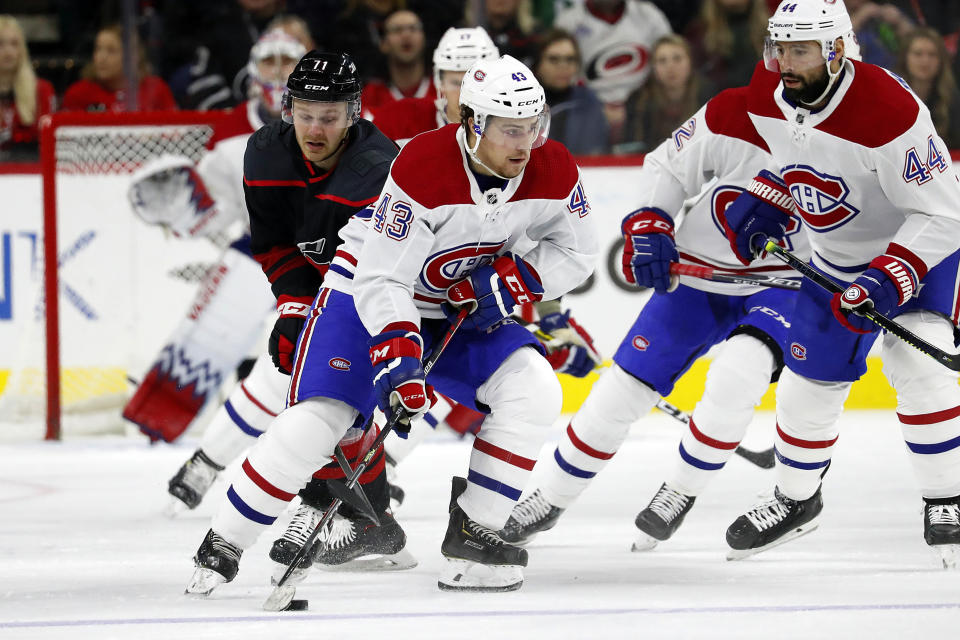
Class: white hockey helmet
432,27,499,121
764,1,859,68
247,30,307,113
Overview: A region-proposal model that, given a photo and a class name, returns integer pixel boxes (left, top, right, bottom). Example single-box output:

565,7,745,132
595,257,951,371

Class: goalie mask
248,30,306,114
432,27,499,123
281,51,362,125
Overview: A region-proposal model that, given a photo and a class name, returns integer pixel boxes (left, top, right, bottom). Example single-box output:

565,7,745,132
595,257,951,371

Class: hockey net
0,111,234,440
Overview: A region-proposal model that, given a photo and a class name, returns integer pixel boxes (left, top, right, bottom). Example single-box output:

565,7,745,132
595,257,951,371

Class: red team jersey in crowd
361,77,437,112
61,76,177,112
369,96,442,144
0,78,55,150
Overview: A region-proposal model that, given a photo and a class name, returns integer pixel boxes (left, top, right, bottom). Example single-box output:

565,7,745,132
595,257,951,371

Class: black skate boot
269,501,323,585
632,482,696,551
312,510,417,571
185,529,242,596
726,486,823,560
439,476,528,592
167,449,224,513
923,496,960,569
500,489,564,545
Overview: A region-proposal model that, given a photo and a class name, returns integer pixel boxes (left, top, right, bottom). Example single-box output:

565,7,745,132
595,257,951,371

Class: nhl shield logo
632,335,650,351
790,342,807,360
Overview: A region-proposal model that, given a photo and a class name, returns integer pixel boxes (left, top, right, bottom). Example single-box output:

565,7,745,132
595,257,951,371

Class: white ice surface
2,411,959,639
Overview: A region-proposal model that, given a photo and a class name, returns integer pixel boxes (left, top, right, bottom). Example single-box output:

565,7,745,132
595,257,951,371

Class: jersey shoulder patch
509,140,579,202
704,86,770,153
816,61,920,148
389,124,473,209
345,120,399,177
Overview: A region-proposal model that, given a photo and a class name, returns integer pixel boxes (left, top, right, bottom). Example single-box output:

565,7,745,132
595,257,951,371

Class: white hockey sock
671,334,776,495
383,393,455,465
199,354,288,468
774,369,849,501
458,347,562,530
883,311,960,498
539,364,659,509
210,397,355,549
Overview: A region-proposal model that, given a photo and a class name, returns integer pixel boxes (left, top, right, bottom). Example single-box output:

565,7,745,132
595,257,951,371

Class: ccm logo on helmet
516,99,541,106
304,84,330,90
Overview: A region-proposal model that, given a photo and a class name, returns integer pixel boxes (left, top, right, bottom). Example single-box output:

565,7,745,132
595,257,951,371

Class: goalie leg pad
211,396,357,549
774,369,850,501
882,311,960,498
540,364,660,509
671,334,776,495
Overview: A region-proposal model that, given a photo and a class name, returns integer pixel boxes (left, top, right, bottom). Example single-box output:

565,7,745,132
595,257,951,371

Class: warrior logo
329,357,351,371
419,241,506,293
632,335,650,351
781,165,860,232
790,342,807,360
585,43,649,82
710,185,799,248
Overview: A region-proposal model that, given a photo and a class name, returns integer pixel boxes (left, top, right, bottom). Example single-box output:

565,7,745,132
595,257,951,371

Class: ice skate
268,502,323,586
312,510,416,571
167,449,223,514
726,486,822,560
923,497,960,569
185,529,242,596
500,489,564,545
439,476,527,592
632,482,696,551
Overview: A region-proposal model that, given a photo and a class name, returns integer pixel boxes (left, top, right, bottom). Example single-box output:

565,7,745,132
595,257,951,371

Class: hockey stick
327,440,380,526
263,307,470,611
762,240,960,372
655,398,776,470
670,263,801,290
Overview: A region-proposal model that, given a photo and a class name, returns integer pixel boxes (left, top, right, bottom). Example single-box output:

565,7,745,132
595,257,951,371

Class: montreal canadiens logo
419,241,506,293
632,335,650,351
585,43,649,81
790,342,807,360
474,70,485,82
329,357,351,371
782,165,860,232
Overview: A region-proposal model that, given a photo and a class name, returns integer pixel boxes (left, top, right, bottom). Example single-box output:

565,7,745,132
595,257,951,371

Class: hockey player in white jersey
186,54,598,593
502,81,807,550
722,0,960,564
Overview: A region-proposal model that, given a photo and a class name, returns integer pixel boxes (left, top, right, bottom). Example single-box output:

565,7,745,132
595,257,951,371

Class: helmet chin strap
801,49,844,107
464,128,511,181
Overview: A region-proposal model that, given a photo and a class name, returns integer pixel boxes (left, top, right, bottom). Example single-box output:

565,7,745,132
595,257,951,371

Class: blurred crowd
2,0,960,162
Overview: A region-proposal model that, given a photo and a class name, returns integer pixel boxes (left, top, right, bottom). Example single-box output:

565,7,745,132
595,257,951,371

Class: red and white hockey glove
621,208,679,291
445,253,544,331
830,252,920,334
369,329,429,433
269,294,312,374
538,310,602,378
722,170,796,265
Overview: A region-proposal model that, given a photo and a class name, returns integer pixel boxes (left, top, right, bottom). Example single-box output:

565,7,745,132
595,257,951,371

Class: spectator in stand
897,27,960,149
651,0,706,34
619,34,712,154
847,0,915,69
683,0,768,92
533,29,608,155
0,15,56,161
362,9,436,110
324,0,403,84
554,0,671,144
62,24,176,112
482,0,541,67
265,14,317,52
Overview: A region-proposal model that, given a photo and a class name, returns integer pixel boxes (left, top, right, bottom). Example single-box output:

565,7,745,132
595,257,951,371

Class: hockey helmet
459,55,549,156
281,51,362,124
433,27,499,122
248,30,306,113
764,1,858,72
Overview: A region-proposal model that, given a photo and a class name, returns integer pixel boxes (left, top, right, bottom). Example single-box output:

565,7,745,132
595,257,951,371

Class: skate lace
744,495,791,532
209,532,241,563
182,454,219,492
282,504,323,547
647,486,690,524
511,490,553,527
317,515,356,551
467,519,505,547
928,503,960,526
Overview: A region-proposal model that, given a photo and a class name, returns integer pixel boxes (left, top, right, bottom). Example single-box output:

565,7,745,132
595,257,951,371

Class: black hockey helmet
281,51,362,124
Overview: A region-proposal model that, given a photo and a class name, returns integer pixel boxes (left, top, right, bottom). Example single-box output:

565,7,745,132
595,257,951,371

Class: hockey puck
283,599,309,611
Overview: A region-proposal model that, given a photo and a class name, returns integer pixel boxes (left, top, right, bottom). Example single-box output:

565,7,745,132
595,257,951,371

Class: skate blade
630,532,659,552
318,548,418,572
726,518,821,561
184,567,226,597
437,557,523,592
270,562,311,587
931,544,960,569
164,497,190,518
262,585,297,612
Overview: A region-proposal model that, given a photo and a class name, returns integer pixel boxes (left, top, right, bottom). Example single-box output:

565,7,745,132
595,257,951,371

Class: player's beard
782,67,830,106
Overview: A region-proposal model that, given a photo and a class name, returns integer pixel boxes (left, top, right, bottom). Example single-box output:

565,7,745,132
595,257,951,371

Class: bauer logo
329,357,351,371
632,335,650,351
790,342,807,360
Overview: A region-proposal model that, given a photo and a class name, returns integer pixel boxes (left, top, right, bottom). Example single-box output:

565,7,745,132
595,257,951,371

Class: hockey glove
127,154,222,238
621,208,679,292
830,253,919,334
368,329,429,434
722,170,795,265
538,310,603,378
269,295,312,374
445,253,544,331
